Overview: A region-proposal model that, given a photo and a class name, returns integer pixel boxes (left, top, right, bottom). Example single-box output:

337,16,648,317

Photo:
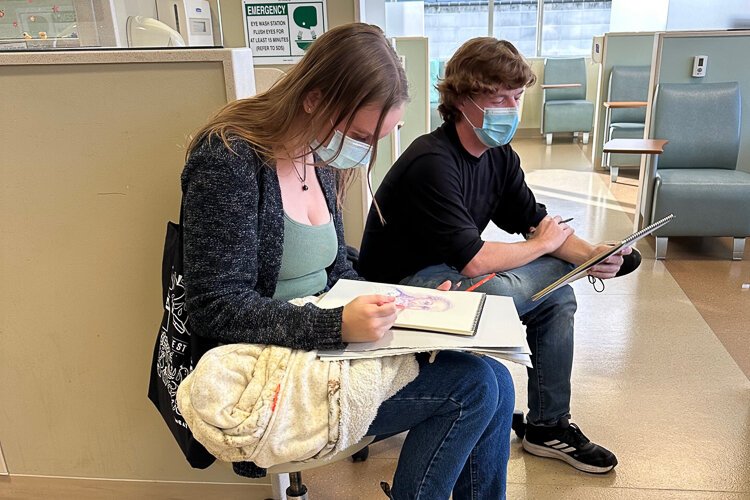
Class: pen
465,273,496,292
559,217,574,224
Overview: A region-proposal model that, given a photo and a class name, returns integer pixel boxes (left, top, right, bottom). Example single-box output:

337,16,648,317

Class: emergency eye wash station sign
243,0,328,65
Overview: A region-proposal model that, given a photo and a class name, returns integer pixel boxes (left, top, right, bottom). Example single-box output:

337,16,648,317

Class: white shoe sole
522,439,616,474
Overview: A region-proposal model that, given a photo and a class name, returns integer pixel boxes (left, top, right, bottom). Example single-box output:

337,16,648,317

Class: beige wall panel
0,475,271,499
342,169,367,249
0,61,261,484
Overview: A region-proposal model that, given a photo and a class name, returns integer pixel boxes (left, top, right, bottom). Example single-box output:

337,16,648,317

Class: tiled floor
301,138,750,499
594,168,750,380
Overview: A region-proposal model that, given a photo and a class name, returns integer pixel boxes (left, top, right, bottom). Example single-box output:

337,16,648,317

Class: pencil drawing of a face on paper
380,286,453,312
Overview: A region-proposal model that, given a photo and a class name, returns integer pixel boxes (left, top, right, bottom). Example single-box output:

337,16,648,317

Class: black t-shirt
359,121,547,284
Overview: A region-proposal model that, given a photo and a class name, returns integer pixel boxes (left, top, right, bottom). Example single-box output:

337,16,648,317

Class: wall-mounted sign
242,0,327,65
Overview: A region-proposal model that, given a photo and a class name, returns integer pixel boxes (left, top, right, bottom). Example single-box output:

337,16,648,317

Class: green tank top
273,211,338,301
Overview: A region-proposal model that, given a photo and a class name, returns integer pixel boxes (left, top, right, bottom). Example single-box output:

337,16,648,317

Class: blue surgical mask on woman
312,129,372,169
463,97,520,148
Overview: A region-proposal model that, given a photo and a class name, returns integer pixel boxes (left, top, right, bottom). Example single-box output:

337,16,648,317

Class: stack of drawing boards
315,280,532,367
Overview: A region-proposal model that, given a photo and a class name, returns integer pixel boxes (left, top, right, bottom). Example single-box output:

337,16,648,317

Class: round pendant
302,184,309,191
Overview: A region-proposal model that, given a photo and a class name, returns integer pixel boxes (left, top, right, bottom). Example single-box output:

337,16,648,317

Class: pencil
465,273,496,292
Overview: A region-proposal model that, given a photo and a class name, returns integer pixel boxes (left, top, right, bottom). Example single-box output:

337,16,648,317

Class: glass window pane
423,0,490,128
385,0,425,37
492,0,538,57
0,0,221,51
424,0,490,62
541,0,611,57
0,0,82,49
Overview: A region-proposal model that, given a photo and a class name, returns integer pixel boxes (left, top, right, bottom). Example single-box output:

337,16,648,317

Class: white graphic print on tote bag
156,268,192,425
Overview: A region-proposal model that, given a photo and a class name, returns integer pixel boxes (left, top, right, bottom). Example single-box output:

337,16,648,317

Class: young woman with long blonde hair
181,23,514,499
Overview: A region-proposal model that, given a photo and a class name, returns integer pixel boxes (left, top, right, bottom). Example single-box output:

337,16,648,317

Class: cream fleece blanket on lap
176,343,417,467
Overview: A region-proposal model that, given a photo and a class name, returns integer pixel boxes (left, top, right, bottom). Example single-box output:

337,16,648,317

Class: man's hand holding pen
527,215,575,254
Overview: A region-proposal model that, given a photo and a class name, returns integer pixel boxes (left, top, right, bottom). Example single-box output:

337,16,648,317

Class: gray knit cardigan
181,137,358,352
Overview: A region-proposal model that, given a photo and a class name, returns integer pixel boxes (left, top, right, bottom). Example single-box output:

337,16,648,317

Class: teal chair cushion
543,100,594,133
653,82,741,170
429,59,440,104
543,58,587,100
653,169,750,237
605,66,649,168
610,122,645,133
608,66,650,123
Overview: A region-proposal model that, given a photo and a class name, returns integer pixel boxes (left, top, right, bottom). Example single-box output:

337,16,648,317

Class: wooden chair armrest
540,83,583,89
603,138,668,154
603,101,648,109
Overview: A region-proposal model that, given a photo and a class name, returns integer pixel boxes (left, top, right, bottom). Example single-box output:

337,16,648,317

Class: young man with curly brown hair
360,38,640,474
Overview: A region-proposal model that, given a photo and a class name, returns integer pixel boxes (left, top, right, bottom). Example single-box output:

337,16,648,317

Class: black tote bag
147,212,217,469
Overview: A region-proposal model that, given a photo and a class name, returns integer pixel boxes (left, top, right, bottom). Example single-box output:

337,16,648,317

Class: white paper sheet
316,295,531,367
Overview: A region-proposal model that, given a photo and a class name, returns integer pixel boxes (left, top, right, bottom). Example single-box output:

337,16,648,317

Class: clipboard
531,214,675,302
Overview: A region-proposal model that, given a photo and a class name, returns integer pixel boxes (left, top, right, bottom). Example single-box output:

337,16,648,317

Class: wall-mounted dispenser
126,16,186,47
692,55,708,77
156,0,213,47
591,35,604,64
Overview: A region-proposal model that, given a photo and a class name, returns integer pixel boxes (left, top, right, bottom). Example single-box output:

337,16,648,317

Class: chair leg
271,473,291,500
733,237,746,261
546,133,552,145
351,445,370,462
286,471,308,500
582,132,590,144
655,237,668,260
603,126,613,169
511,410,526,438
610,166,619,183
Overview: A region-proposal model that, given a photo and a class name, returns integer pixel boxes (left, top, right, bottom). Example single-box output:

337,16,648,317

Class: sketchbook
531,214,675,302
316,294,532,367
317,279,487,336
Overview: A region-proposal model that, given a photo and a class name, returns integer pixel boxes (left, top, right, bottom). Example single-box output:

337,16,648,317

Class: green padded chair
541,57,594,145
603,65,650,182
650,82,750,260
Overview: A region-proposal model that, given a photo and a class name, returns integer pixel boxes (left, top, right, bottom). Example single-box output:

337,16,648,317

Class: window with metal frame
419,0,611,59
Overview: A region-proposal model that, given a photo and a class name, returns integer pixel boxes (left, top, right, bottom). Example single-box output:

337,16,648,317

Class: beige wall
0,56,268,493
0,3,361,494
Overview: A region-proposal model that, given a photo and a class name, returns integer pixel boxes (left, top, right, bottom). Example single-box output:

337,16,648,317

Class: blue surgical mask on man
463,96,520,148
313,129,372,169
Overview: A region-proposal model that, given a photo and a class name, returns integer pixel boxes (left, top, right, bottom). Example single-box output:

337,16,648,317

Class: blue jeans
402,256,577,426
367,351,514,500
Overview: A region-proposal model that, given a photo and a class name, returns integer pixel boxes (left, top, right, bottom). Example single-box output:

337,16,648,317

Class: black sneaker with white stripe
522,419,617,474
